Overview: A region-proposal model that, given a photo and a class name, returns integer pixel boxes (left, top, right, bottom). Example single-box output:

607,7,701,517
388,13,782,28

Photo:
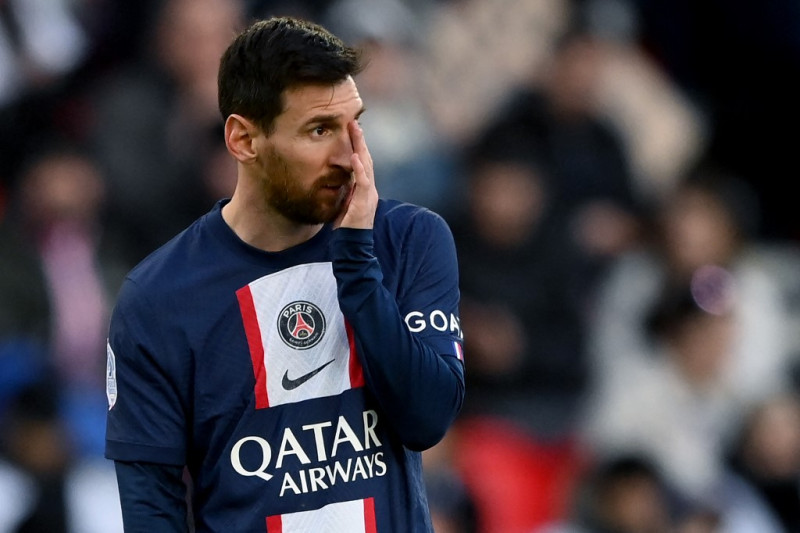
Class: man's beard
263,148,351,225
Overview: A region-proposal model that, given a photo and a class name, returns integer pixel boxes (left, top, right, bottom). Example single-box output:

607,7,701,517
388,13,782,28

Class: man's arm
332,224,465,451
114,461,189,532
106,280,194,530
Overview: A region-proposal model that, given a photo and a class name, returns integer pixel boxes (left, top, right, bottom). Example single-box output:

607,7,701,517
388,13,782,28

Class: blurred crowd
1,0,799,532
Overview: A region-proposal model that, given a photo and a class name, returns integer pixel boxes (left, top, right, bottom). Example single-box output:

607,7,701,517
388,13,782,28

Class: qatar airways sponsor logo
404,309,462,339
230,410,386,497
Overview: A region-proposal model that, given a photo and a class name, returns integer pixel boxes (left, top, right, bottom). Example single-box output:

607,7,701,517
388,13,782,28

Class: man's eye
313,126,327,136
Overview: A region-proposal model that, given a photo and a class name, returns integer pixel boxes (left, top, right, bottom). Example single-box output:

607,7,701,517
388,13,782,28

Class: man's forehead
283,77,363,120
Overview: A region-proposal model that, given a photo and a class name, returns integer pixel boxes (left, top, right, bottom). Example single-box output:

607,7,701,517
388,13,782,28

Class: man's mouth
319,178,351,192
319,184,345,194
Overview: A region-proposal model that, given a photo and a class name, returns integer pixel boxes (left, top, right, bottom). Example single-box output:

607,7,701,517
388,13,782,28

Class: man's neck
221,193,323,252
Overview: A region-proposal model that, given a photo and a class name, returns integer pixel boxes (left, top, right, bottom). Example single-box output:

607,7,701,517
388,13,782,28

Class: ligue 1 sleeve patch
106,341,117,410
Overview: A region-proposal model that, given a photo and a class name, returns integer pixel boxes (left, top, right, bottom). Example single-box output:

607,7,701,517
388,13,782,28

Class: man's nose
329,130,354,170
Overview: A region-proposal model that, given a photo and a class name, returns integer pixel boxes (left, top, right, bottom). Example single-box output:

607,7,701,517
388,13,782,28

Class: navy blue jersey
105,199,465,532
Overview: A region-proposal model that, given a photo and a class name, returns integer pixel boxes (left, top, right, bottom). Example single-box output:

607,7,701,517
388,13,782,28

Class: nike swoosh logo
281,359,336,390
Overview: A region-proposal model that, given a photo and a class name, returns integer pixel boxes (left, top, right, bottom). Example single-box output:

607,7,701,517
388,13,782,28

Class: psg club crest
278,301,326,350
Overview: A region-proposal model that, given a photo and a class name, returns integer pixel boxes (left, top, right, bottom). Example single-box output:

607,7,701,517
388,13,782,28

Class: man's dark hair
218,16,363,133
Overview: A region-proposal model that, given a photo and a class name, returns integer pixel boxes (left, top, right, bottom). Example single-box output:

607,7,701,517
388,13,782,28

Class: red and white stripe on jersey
266,497,376,533
236,262,364,409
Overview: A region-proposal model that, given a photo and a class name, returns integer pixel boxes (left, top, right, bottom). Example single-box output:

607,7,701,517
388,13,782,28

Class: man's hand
335,120,378,229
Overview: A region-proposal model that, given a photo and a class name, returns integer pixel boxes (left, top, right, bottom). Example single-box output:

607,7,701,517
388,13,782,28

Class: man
105,16,465,532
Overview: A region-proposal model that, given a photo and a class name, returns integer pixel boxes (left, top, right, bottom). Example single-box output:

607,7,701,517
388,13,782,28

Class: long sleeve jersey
105,198,465,532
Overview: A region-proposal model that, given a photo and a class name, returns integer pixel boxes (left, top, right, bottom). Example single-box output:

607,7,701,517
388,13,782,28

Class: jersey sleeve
105,278,190,465
114,461,189,532
331,209,465,451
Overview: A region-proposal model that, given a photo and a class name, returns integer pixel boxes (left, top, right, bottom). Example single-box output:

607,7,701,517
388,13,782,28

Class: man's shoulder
373,199,456,269
122,214,218,297
128,230,192,283
376,198,450,235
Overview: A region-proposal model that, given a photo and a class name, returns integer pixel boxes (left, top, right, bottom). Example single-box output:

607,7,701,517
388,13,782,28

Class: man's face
257,76,365,224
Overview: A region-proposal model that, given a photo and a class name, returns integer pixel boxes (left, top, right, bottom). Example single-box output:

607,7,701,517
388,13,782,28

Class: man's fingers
332,180,355,229
349,120,363,150
351,152,367,185
349,121,373,177
335,120,377,230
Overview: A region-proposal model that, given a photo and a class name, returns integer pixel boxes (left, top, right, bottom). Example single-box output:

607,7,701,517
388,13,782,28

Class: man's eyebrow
305,113,339,125
304,107,366,126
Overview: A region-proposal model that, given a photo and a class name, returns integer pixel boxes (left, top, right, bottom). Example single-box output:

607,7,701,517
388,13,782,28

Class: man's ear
224,114,262,163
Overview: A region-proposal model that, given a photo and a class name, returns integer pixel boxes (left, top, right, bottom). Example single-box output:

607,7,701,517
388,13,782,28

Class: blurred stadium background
1,0,799,531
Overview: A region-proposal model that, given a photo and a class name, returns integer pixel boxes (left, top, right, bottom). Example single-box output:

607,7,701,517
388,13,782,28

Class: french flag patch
453,340,464,361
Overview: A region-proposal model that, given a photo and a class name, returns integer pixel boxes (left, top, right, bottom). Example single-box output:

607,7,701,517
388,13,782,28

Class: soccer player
104,16,465,532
